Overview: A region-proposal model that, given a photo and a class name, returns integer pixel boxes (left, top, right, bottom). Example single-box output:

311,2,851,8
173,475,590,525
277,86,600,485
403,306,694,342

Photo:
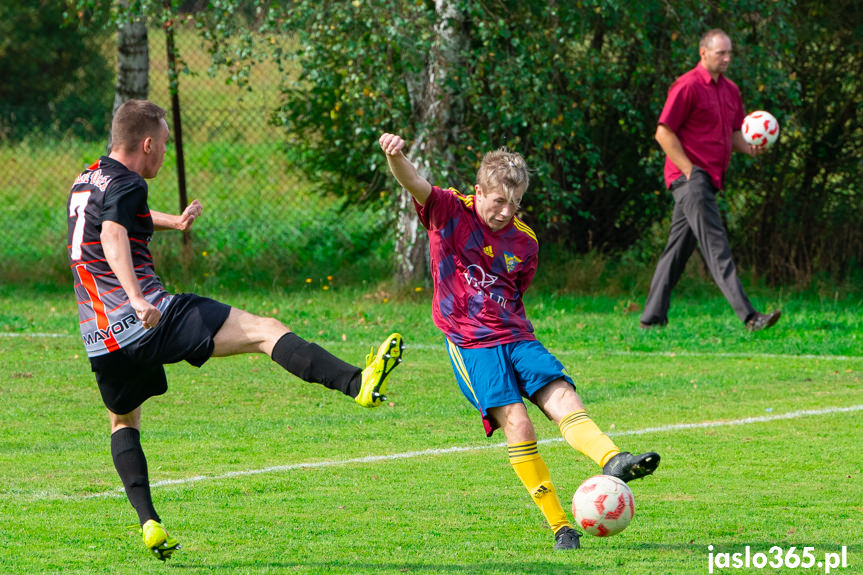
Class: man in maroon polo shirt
640,28,781,332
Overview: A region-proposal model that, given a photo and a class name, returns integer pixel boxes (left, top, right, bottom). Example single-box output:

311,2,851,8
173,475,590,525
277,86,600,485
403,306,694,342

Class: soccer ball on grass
742,111,780,148
572,474,635,537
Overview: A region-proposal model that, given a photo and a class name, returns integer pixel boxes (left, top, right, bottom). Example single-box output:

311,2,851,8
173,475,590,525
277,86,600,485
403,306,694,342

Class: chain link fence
0,22,393,289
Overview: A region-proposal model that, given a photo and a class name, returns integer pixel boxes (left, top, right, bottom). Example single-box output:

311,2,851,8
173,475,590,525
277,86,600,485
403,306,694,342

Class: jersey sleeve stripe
513,217,538,243
446,187,474,207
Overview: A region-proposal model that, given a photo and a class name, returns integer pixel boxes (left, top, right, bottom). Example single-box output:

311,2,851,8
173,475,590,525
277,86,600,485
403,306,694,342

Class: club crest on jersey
504,252,523,273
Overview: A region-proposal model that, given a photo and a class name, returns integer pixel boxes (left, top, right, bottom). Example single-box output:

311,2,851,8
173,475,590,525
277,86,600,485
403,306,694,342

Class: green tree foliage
272,1,697,247
69,0,863,284
270,0,862,284
0,0,114,139
727,0,863,283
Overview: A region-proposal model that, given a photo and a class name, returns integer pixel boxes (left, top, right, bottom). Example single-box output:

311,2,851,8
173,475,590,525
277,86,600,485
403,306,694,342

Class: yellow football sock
559,410,620,467
508,441,570,533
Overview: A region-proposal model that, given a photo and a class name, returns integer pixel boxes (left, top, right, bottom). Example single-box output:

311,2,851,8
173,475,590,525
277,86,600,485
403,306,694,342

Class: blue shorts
445,338,575,437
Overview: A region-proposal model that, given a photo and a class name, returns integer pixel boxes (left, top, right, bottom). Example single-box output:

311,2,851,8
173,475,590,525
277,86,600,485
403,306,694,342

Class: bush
0,1,114,140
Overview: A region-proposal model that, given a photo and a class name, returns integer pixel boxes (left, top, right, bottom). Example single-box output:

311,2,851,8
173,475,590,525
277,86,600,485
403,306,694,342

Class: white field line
33,403,858,502
0,332,72,338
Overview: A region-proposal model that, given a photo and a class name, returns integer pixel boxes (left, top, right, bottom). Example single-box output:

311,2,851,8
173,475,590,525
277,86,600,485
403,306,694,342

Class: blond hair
110,100,167,153
476,148,530,201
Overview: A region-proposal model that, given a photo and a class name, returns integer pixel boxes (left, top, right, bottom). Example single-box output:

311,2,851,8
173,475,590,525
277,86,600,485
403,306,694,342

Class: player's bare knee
536,379,582,416
501,415,536,443
259,316,288,340
109,407,141,433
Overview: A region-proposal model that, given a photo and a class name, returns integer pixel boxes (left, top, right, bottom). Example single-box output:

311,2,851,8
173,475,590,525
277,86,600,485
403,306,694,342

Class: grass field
1,286,861,574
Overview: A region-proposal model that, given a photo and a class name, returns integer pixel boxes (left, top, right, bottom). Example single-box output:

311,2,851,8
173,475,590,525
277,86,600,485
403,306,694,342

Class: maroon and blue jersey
66,156,172,357
414,185,539,348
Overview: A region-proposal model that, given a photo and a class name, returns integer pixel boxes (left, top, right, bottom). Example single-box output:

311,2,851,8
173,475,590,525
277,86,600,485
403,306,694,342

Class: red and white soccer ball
572,474,635,537
742,111,780,148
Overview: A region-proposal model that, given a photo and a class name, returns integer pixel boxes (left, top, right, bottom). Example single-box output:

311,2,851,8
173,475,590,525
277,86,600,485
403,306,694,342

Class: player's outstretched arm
152,199,203,231
379,133,432,206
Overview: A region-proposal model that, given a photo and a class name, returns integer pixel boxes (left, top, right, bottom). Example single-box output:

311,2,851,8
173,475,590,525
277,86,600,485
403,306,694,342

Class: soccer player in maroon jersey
67,99,403,561
379,133,659,550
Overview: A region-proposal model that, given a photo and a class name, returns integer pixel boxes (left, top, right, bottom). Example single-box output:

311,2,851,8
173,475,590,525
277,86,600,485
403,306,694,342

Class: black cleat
553,525,582,550
603,451,660,483
746,310,782,332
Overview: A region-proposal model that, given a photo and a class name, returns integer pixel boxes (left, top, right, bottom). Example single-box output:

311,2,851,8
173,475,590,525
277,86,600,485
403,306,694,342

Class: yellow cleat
355,333,404,407
141,519,181,561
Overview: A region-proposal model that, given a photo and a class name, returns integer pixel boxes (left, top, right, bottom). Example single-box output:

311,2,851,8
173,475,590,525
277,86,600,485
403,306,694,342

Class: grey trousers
641,166,755,325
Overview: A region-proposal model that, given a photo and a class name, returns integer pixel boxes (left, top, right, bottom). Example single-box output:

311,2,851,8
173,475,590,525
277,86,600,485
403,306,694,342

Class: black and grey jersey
66,156,172,357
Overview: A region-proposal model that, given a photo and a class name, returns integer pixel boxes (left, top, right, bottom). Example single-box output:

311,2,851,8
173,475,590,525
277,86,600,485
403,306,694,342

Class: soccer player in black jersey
66,99,403,560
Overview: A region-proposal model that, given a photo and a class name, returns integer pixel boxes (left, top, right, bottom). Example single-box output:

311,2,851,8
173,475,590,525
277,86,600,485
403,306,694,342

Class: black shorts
90,293,232,414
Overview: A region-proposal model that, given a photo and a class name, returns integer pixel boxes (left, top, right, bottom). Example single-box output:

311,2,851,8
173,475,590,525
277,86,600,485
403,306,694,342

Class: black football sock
271,332,362,397
111,427,159,525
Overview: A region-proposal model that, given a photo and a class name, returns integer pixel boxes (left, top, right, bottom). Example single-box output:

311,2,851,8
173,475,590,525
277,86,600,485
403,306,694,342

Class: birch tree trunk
107,12,149,152
395,0,465,286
